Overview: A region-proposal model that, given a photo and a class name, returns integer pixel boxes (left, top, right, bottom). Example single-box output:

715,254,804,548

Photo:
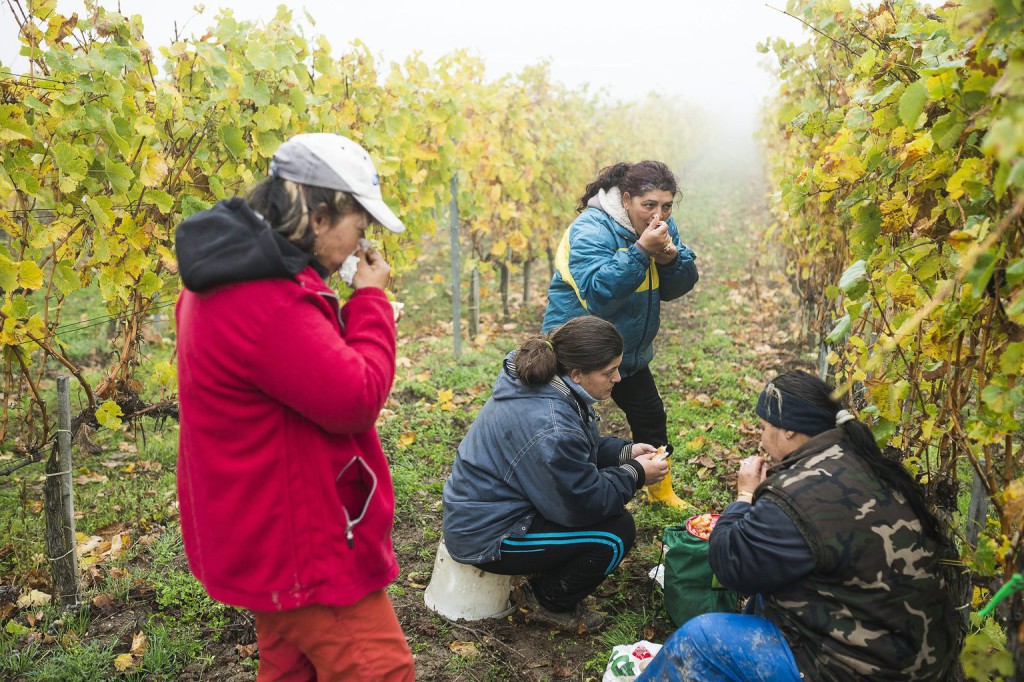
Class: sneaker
513,583,605,633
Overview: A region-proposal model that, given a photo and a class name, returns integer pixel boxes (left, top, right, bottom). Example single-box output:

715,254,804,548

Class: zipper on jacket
314,289,345,329
337,455,379,549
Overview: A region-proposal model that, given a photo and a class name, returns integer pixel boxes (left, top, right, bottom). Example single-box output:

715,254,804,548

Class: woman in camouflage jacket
638,370,960,681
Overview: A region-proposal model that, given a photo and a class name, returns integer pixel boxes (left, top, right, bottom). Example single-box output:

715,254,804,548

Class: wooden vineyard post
469,268,480,340
500,262,511,320
523,258,533,308
448,174,462,358
44,376,79,607
965,461,989,548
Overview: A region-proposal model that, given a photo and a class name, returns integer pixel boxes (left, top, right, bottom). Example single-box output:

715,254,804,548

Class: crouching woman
442,316,669,632
637,370,960,681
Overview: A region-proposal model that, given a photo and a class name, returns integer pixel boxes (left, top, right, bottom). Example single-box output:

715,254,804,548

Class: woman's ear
621,191,631,206
310,204,329,231
568,368,583,384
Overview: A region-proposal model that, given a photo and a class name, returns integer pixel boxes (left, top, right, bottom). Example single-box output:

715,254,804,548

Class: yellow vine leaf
113,653,136,672
1004,479,1024,525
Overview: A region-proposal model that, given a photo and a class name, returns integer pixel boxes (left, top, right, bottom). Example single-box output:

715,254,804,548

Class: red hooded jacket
174,199,399,611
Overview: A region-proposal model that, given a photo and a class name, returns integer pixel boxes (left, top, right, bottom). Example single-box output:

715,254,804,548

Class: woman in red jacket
174,133,413,681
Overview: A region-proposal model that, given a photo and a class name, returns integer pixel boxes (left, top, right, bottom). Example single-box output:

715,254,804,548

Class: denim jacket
442,351,643,564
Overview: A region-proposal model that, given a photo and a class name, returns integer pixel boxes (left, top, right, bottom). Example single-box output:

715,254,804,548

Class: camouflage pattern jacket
756,429,957,680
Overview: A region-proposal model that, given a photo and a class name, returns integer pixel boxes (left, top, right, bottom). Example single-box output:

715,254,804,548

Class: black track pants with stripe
473,511,636,611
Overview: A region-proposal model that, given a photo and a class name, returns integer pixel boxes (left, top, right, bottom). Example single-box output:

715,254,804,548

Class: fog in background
2,0,809,173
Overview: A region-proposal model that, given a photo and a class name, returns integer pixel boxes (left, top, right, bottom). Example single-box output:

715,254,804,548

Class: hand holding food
737,455,767,495
635,452,669,486
631,443,659,459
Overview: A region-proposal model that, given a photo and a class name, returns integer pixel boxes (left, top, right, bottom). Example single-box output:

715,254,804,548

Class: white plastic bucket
423,540,514,621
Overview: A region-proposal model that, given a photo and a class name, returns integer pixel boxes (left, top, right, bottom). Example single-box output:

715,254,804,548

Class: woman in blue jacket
442,316,669,632
543,161,698,507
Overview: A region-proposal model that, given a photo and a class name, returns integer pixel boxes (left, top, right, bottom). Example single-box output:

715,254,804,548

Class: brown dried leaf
94,522,127,539
449,641,478,656
92,593,116,612
73,472,108,485
236,643,258,659
129,631,147,657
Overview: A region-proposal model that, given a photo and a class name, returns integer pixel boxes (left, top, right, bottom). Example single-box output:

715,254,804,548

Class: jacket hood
175,198,313,292
587,187,635,235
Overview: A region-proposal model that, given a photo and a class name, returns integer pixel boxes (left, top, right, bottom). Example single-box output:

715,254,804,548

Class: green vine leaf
898,80,927,130
95,401,124,430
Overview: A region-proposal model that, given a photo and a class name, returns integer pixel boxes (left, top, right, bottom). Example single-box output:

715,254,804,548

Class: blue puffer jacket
442,351,644,565
542,206,698,378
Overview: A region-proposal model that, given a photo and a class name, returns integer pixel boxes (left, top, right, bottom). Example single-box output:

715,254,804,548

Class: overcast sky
2,1,809,139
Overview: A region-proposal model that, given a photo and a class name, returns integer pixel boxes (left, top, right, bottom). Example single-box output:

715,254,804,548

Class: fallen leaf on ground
129,631,147,657
15,590,50,609
236,643,258,659
449,641,478,656
113,653,136,672
73,472,108,485
94,522,127,538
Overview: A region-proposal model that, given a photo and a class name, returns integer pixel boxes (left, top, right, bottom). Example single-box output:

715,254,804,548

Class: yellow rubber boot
645,460,690,509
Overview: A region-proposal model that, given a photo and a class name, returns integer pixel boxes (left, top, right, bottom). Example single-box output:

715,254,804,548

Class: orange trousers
253,589,414,681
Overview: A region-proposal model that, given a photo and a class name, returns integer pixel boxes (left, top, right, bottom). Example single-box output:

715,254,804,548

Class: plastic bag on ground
603,640,662,681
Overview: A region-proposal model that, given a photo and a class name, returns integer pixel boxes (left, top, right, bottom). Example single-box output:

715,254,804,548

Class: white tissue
338,239,371,286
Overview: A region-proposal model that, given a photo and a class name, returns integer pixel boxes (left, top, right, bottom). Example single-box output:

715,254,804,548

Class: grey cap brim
356,194,405,233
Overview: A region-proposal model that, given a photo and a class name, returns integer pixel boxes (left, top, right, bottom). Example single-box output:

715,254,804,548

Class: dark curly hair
576,160,678,213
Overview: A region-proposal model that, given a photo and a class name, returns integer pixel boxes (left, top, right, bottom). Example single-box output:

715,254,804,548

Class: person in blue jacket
442,316,669,632
543,161,698,508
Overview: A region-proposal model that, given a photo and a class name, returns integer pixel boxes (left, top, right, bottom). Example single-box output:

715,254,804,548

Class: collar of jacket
589,186,636,235
768,428,845,476
504,353,596,423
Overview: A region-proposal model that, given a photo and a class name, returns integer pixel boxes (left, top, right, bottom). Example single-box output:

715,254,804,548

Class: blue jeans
636,613,801,682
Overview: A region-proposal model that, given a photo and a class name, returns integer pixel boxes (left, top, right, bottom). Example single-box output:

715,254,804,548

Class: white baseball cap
270,133,405,233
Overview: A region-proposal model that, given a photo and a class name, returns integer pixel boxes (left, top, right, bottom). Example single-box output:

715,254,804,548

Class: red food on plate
685,513,720,541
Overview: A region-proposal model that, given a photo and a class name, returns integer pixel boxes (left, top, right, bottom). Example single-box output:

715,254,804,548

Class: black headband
755,382,837,436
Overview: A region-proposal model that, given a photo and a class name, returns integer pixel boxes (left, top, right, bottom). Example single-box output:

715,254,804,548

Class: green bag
661,523,739,627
